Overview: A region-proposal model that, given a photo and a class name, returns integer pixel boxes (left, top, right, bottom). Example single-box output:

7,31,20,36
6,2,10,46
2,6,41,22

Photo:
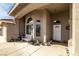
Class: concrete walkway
0,42,68,56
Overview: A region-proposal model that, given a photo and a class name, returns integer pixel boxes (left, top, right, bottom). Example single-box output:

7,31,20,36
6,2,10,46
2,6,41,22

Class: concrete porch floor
0,42,68,56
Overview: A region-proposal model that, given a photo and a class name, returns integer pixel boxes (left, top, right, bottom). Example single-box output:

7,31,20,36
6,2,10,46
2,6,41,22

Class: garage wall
0,24,7,42
7,19,19,41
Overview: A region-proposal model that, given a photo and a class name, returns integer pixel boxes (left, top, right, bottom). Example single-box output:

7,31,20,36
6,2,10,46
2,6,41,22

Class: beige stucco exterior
51,11,70,42
70,3,79,55
0,24,7,42
11,8,69,43
0,23,15,42
7,22,19,41
4,3,79,55
0,20,15,42
6,4,70,43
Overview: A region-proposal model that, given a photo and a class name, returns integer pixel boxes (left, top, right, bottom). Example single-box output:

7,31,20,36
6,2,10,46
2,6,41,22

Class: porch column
68,4,72,55
43,11,47,43
33,20,35,39
71,3,79,55
42,10,47,43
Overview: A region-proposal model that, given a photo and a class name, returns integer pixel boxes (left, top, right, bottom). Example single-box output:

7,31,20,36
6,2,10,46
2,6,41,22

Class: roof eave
8,3,20,16
0,19,16,25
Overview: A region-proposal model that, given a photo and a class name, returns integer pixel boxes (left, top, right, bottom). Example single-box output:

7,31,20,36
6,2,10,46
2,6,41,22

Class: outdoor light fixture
53,20,61,24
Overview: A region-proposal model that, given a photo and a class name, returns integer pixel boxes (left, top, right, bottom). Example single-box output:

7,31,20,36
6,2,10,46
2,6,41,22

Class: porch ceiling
9,3,70,19
40,3,70,14
14,3,49,19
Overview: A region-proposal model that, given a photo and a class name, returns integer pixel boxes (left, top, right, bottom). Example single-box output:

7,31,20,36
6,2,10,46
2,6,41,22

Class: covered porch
17,3,71,46
10,3,79,55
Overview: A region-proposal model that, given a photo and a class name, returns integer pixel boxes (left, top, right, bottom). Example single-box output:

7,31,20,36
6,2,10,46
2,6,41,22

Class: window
26,17,33,35
36,24,40,36
0,27,3,36
26,25,30,34
36,20,41,36
27,18,32,23
26,25,33,35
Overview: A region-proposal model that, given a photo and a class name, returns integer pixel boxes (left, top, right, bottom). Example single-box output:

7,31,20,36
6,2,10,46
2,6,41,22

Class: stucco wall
7,19,19,41
24,9,70,42
0,24,7,42
51,11,70,42
19,17,25,36
46,11,53,41
8,9,70,43
72,3,79,55
7,9,47,42
25,10,47,42
43,10,70,42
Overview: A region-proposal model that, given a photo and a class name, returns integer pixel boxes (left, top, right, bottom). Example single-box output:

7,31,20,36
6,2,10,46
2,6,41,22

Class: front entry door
53,25,61,41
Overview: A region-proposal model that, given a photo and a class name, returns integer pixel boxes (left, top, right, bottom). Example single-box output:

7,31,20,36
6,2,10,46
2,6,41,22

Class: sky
0,3,14,19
